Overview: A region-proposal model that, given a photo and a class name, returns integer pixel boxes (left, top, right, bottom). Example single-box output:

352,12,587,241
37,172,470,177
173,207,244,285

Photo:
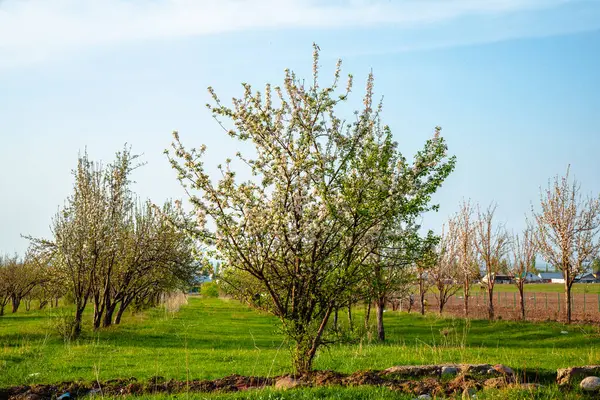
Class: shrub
201,282,219,298
161,292,188,315
47,309,78,343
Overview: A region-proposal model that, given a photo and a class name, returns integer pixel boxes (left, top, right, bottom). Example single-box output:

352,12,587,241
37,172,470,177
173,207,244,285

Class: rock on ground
441,366,459,376
557,366,600,386
274,376,300,390
580,376,600,392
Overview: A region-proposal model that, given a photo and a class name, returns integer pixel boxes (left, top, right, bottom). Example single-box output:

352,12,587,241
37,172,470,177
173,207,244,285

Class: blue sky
1,0,600,254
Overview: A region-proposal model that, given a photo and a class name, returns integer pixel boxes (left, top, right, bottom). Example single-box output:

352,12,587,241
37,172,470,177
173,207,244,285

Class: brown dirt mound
0,364,520,399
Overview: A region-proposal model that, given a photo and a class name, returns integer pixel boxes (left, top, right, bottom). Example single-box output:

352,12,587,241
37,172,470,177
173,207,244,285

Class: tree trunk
39,300,49,310
103,303,117,327
300,306,333,373
11,296,21,313
93,307,102,330
376,296,385,342
333,307,339,330
463,280,470,317
347,302,353,331
25,300,31,312
518,284,525,320
419,276,426,315
364,301,371,329
487,285,494,320
72,306,85,338
565,281,572,324
115,299,133,325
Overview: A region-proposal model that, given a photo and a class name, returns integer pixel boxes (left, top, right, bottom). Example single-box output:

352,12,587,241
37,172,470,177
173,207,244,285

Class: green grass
1,297,600,394
97,386,588,400
100,387,416,400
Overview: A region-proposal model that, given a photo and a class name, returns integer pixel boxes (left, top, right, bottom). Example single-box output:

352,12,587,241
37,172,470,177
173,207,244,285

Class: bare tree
509,226,537,320
474,203,510,320
453,200,478,317
429,222,460,314
532,167,600,323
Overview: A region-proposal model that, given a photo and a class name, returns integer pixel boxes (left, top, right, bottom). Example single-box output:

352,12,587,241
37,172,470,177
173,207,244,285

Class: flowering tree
28,148,196,335
509,226,536,320
474,203,510,320
453,200,478,317
429,222,460,314
532,167,600,323
0,254,43,314
167,45,455,372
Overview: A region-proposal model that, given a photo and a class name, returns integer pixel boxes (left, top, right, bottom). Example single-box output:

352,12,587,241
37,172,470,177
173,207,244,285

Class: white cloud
0,0,580,67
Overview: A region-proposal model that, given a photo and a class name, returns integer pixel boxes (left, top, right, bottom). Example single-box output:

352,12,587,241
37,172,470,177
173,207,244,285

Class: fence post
513,292,516,308
584,292,586,315
545,293,548,311
558,292,560,313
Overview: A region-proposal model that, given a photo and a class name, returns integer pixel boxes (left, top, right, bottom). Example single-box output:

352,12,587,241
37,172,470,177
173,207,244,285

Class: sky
1,0,600,255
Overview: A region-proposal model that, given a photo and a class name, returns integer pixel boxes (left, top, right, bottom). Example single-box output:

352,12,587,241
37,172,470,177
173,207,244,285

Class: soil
0,364,523,400
421,291,600,323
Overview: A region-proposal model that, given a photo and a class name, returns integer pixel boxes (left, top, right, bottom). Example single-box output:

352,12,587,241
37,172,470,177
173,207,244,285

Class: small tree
430,222,460,314
533,167,600,323
474,203,509,321
0,253,45,315
509,226,537,320
167,45,455,372
367,229,435,341
414,244,435,316
453,200,478,317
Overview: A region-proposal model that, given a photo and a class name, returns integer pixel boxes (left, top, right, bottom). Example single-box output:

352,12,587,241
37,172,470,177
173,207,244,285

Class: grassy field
96,386,585,400
1,297,599,398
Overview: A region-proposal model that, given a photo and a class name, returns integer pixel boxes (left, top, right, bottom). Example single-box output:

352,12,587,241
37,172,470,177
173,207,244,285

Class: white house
538,272,564,283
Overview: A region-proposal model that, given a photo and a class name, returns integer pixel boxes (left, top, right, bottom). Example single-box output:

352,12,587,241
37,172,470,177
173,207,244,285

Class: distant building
481,273,513,284
517,272,542,283
576,272,600,283
538,272,564,283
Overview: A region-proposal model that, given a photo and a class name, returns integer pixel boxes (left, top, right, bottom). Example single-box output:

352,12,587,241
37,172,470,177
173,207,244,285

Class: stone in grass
557,366,600,386
416,395,432,400
441,366,459,376
274,376,300,390
580,376,600,392
492,364,514,377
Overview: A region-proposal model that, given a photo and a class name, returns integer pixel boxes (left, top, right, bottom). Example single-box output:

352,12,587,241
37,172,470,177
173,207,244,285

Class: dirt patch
0,364,522,399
